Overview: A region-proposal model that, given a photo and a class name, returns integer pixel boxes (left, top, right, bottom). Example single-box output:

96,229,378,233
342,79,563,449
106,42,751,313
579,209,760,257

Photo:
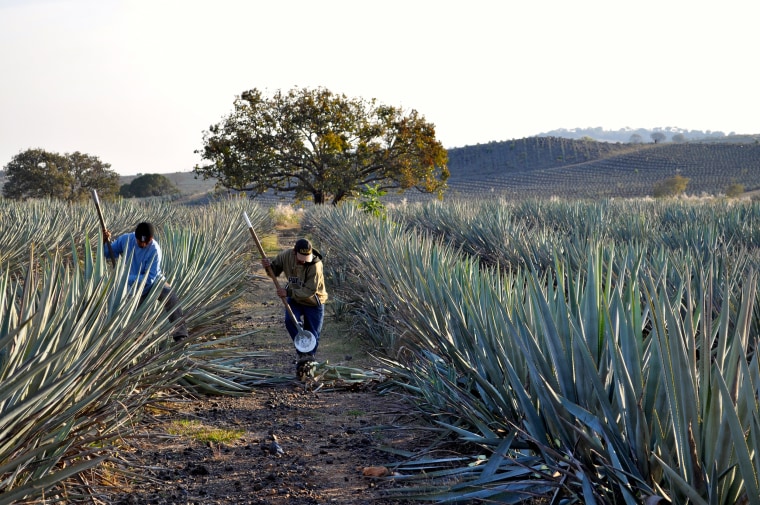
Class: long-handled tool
243,212,317,354
91,189,116,268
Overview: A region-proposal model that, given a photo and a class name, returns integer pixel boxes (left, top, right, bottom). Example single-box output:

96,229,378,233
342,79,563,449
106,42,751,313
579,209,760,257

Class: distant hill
535,126,760,144
442,137,760,201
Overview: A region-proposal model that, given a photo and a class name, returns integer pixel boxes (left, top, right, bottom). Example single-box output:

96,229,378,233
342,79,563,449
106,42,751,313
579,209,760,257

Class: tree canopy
120,173,179,198
2,149,119,201
651,132,667,144
194,87,449,205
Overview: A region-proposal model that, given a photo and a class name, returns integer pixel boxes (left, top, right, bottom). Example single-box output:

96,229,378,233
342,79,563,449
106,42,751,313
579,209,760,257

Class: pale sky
1,0,758,175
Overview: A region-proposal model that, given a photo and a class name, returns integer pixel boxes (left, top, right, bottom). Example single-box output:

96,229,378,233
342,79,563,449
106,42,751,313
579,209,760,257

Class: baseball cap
294,238,313,262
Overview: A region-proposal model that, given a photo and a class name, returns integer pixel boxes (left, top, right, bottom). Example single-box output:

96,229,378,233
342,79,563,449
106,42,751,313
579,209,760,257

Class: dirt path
110,229,423,505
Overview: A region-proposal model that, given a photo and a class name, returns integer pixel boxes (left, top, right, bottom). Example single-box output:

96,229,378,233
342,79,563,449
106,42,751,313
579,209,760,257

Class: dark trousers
284,299,324,356
141,282,188,341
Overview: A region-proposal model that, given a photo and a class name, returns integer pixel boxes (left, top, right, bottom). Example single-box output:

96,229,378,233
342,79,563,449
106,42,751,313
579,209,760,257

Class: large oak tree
2,148,119,201
194,87,449,205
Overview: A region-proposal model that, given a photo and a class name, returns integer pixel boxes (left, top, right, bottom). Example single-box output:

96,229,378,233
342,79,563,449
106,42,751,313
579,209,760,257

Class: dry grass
269,204,304,228
167,419,245,444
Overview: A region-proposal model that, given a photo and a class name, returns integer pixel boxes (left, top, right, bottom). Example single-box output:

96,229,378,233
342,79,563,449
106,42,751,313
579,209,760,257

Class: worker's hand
261,258,271,268
103,229,112,243
276,287,287,298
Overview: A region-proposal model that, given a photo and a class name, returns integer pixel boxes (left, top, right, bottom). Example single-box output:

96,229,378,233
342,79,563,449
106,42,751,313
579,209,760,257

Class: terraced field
440,139,760,202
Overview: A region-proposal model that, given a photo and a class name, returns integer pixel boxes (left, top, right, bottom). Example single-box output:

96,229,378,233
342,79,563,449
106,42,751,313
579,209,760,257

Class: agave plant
0,239,188,503
306,200,760,504
0,199,285,502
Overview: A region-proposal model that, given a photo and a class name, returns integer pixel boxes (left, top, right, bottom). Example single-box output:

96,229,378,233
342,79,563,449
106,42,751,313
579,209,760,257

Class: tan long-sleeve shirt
270,248,328,306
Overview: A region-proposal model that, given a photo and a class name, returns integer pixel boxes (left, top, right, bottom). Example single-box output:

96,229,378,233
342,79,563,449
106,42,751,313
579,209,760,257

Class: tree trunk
313,190,325,205
331,190,346,206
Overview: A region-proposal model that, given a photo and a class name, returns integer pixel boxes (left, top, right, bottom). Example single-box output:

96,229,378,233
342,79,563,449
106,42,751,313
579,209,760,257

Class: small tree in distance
651,132,667,144
120,173,179,198
653,174,690,198
2,148,119,201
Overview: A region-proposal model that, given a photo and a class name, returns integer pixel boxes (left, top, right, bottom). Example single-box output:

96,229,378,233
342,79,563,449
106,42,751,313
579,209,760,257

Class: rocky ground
108,230,430,505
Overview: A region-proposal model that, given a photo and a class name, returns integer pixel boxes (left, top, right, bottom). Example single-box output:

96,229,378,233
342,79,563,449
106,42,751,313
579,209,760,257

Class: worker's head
135,222,155,248
294,238,313,263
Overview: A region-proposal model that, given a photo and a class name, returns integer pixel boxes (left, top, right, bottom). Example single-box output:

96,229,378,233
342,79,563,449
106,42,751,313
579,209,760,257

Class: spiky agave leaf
0,199,278,501
0,242,185,503
305,199,760,504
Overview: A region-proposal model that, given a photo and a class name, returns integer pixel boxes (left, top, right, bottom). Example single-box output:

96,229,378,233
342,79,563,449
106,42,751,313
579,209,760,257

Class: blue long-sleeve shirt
104,232,163,294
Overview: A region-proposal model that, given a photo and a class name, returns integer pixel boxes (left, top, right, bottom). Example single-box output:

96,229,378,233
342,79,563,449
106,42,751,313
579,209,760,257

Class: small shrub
358,184,387,218
725,182,744,198
269,204,302,227
653,174,689,198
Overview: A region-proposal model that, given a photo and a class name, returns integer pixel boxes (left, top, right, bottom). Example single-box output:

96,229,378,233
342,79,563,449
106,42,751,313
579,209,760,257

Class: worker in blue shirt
103,222,188,341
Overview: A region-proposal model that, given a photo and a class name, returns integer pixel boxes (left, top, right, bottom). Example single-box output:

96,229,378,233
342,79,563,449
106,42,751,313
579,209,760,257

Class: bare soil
109,229,426,505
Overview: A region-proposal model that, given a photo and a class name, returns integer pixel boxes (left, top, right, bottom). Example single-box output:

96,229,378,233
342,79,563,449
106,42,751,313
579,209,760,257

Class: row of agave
0,198,282,503
391,198,760,271
304,199,760,504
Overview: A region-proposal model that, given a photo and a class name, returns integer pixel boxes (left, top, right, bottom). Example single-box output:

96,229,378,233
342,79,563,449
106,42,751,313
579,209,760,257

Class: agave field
303,198,760,504
0,198,288,503
5,194,760,504
441,140,760,202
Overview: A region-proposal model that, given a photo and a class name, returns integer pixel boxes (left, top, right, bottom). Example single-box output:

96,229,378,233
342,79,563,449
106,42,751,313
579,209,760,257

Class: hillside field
443,137,760,201
137,138,760,204
5,137,760,204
